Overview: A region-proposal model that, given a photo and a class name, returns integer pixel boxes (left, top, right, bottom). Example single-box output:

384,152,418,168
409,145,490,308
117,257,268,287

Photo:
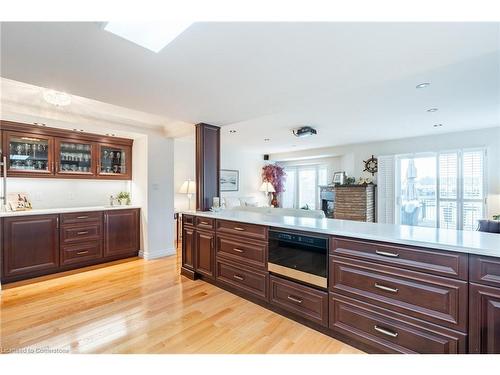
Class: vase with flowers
261,164,286,207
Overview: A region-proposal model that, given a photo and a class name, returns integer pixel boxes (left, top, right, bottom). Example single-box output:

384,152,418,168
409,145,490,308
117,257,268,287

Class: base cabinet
103,209,139,257
469,283,500,354
195,230,215,279
182,225,196,270
2,215,60,280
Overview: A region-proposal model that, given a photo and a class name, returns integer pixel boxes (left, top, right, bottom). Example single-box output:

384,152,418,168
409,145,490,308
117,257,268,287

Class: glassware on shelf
58,141,92,173
100,146,126,174
8,136,49,171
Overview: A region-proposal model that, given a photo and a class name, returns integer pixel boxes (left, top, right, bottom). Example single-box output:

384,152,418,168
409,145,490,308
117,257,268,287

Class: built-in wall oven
268,229,328,288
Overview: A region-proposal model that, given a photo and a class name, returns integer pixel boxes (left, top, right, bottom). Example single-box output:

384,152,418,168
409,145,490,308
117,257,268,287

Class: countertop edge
0,205,142,217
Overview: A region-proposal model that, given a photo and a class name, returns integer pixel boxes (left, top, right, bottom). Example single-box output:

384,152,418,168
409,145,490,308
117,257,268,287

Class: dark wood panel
60,223,102,244
195,216,215,231
216,259,269,301
330,255,468,331
195,123,220,211
330,293,467,354
182,226,195,270
103,209,139,257
270,275,328,327
195,229,215,279
331,237,468,280
216,219,268,241
182,214,195,227
216,233,267,269
469,282,500,353
2,214,59,280
60,241,103,266
61,211,102,225
470,255,500,288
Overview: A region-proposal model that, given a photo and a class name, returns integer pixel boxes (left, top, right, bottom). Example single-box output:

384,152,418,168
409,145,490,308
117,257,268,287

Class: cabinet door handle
375,250,400,258
287,295,303,304
233,248,245,253
374,283,399,293
76,216,89,219
77,231,89,235
374,325,398,338
77,251,89,255
233,274,245,281
200,221,210,225
233,227,245,231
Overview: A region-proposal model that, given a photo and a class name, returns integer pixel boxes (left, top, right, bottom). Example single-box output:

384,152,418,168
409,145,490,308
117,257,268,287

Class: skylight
104,21,193,53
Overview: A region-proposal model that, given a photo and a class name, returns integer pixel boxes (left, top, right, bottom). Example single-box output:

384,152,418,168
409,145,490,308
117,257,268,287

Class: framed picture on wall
220,169,239,191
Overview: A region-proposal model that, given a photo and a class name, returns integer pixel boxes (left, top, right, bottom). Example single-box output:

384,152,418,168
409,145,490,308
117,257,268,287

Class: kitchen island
181,210,500,354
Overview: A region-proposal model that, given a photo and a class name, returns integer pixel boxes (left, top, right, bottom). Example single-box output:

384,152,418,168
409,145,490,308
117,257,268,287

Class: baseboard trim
139,248,176,260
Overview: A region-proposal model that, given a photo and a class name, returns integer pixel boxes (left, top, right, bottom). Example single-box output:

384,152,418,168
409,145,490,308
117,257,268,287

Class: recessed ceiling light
433,124,443,128
427,108,439,112
105,133,116,137
264,138,270,142
43,90,72,106
229,130,237,134
104,21,192,53
416,82,431,89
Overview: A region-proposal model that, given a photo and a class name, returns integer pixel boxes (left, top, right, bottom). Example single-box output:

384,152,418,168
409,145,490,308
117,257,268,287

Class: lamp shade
179,180,196,194
259,181,275,193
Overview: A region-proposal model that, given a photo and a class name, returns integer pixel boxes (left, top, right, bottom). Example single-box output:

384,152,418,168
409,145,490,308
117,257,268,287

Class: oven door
268,230,328,288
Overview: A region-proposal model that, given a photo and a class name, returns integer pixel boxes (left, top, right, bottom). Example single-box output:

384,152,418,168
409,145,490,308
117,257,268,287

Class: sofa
221,197,326,219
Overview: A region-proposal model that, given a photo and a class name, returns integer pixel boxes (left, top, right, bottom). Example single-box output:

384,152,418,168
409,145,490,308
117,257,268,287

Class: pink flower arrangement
261,164,286,193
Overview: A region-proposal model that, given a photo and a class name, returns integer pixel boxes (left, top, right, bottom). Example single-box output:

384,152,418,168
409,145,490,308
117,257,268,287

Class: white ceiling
1,22,499,153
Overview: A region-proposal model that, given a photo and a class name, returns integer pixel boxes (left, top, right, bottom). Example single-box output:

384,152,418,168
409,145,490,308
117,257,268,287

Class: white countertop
0,205,141,217
183,210,500,257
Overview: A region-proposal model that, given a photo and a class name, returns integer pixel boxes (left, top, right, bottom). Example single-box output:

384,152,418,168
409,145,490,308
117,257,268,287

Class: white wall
271,127,500,218
174,134,196,211
221,143,265,204
8,178,129,209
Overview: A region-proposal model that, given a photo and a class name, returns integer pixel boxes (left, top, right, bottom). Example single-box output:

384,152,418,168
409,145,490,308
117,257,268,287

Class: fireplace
319,185,335,218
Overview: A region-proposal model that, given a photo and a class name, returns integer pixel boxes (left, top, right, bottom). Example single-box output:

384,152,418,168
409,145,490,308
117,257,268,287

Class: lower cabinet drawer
270,275,328,327
330,293,467,354
216,235,267,269
61,223,102,244
330,256,468,331
216,260,268,301
61,241,103,266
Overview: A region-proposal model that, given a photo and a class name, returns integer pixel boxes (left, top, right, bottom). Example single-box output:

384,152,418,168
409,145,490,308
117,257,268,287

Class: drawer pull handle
287,295,303,304
374,325,398,338
77,231,89,235
374,283,399,293
375,250,400,258
234,227,245,231
200,221,210,225
233,274,245,281
76,251,89,255
233,248,245,253
76,216,89,219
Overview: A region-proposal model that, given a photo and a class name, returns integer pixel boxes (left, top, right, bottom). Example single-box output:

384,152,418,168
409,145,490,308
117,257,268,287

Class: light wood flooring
0,249,362,354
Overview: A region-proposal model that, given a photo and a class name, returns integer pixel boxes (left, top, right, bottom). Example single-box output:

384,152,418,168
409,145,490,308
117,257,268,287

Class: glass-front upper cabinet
4,131,54,175
55,139,95,176
97,144,131,179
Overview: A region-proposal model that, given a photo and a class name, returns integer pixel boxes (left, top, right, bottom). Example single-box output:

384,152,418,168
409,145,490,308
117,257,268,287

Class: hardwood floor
0,250,363,354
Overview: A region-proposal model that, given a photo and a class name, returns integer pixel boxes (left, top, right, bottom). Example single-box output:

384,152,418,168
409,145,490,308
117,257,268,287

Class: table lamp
259,181,275,206
179,179,196,210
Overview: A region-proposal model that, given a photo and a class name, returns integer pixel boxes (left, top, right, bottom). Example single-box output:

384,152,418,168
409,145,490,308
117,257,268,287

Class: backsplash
7,178,131,209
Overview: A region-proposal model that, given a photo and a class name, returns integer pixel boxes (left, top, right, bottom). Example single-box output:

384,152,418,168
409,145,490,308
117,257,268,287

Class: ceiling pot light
229,130,237,134
264,138,270,142
427,108,439,112
43,90,72,106
416,82,431,89
433,124,443,128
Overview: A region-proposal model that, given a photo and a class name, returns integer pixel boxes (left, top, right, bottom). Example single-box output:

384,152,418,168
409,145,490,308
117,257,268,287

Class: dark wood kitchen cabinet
182,225,196,271
103,209,140,257
469,282,500,353
0,120,133,180
2,215,60,280
195,230,215,279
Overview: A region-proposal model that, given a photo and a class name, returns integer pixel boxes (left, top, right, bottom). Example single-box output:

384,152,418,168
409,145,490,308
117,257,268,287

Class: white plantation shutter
439,152,458,200
462,150,485,230
377,155,395,223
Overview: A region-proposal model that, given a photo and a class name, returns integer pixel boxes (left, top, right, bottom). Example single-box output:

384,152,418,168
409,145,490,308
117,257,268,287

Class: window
395,149,486,231
282,164,328,210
